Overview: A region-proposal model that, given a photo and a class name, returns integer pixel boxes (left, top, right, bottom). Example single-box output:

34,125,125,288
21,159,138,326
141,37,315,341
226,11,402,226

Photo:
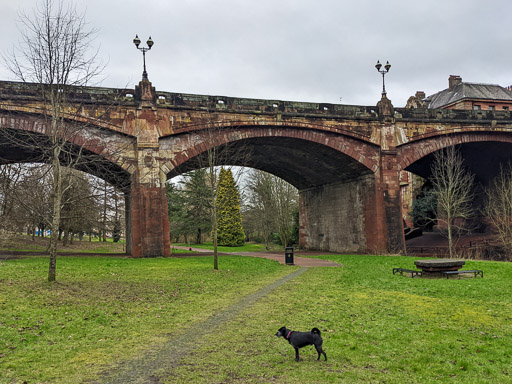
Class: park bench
393,267,422,278
442,270,483,278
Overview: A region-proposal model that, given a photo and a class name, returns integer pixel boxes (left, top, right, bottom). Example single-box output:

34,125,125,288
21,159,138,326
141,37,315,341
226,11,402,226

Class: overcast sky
0,0,511,107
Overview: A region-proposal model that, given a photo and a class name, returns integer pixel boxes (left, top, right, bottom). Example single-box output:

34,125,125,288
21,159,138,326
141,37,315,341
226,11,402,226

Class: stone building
425,75,512,110
402,75,512,228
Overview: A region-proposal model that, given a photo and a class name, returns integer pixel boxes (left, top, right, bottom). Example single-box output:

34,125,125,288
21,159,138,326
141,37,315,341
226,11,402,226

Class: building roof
425,80,512,109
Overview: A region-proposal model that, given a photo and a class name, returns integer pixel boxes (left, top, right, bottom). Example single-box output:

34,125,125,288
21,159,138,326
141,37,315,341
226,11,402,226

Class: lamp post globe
133,35,154,80
375,60,391,96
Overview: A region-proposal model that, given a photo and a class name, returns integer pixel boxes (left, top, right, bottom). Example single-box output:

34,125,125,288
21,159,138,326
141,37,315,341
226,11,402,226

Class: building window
473,105,481,110
503,106,509,111
489,105,495,111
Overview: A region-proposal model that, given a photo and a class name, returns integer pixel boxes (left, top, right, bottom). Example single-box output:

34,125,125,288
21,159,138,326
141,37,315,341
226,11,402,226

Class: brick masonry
299,176,375,253
1,80,512,256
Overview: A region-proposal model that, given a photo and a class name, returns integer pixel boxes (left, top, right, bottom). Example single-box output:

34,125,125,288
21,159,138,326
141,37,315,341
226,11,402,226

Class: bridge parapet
154,90,381,119
0,80,383,121
396,107,512,122
0,80,136,105
3,80,512,124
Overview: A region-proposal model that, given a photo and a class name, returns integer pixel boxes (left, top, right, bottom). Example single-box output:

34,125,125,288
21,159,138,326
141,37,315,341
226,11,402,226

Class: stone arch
398,132,512,184
0,110,136,189
160,124,390,254
399,132,512,170
160,125,380,189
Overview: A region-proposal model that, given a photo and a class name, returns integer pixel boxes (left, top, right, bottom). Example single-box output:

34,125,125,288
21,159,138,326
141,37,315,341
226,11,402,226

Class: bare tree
60,168,98,245
174,115,250,270
485,163,512,256
0,165,24,229
245,170,275,249
8,165,53,239
0,162,124,246
246,169,298,249
430,146,475,258
3,0,103,281
0,164,26,248
273,176,298,248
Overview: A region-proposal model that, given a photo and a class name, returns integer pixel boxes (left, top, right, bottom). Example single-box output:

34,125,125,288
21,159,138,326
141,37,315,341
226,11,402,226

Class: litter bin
285,247,294,265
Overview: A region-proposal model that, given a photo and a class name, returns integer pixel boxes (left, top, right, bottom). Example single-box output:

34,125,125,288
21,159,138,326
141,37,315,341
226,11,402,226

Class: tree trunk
213,206,218,270
196,227,202,244
103,180,107,242
48,157,62,282
447,217,454,258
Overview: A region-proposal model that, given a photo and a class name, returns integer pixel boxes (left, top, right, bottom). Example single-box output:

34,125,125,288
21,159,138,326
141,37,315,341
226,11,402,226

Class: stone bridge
1,79,512,257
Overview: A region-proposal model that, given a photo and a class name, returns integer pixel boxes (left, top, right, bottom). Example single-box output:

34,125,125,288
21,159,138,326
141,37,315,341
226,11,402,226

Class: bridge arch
0,110,136,189
160,125,380,188
160,125,390,253
399,131,512,184
0,109,146,256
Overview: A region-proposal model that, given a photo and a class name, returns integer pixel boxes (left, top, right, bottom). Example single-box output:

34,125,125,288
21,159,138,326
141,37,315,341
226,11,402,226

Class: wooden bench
393,268,422,278
442,270,483,278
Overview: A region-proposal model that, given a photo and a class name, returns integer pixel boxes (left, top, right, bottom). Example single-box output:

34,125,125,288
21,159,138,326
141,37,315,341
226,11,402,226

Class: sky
0,0,511,107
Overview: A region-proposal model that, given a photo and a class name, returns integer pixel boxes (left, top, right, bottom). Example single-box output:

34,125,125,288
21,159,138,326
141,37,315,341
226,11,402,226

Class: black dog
275,326,327,362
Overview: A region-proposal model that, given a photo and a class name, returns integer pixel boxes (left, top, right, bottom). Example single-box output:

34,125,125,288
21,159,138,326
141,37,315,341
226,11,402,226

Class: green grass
0,255,290,383
165,255,512,383
0,233,126,254
170,247,200,254
173,241,275,253
1,254,512,383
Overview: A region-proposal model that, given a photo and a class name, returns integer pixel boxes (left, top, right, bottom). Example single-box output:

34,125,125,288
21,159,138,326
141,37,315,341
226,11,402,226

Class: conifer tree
216,168,245,246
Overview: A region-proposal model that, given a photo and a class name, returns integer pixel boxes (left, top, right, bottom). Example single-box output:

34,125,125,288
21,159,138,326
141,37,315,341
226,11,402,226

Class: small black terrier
275,326,327,362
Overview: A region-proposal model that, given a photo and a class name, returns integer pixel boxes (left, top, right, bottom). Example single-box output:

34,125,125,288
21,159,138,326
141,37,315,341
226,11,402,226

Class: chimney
449,75,462,90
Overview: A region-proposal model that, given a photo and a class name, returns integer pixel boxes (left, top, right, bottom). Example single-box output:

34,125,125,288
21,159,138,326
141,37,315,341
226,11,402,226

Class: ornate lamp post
133,35,154,80
375,60,391,96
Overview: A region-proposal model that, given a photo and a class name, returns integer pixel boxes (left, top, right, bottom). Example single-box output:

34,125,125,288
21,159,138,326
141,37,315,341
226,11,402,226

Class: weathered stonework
1,80,512,257
299,176,376,253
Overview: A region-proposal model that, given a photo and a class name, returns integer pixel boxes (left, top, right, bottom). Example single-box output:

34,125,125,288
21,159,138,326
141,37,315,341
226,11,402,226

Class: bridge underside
406,142,512,185
169,137,374,189
168,137,391,253
0,128,131,190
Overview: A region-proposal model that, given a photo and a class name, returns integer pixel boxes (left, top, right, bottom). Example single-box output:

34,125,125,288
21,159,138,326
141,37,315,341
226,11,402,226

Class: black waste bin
285,247,294,265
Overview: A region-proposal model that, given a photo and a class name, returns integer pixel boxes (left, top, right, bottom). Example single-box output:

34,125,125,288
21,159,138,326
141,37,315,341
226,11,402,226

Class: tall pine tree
216,168,245,246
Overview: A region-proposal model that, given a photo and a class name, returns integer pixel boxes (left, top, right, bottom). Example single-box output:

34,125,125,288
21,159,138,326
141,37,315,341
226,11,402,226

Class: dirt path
234,251,342,267
172,246,342,267
93,267,308,383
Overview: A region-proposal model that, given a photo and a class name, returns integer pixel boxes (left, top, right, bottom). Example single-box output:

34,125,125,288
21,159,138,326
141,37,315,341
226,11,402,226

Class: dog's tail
311,327,321,336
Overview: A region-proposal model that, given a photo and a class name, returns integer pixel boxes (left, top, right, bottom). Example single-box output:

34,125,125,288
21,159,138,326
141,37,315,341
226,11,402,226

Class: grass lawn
173,241,275,253
1,254,511,383
164,255,512,383
0,233,126,254
0,255,289,383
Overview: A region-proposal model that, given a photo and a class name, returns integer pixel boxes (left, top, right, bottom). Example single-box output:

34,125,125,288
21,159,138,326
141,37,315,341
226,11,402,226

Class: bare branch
430,146,475,258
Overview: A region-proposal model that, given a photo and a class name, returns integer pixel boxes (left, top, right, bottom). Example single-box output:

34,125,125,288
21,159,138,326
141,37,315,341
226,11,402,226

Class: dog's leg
294,347,300,362
315,345,327,361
